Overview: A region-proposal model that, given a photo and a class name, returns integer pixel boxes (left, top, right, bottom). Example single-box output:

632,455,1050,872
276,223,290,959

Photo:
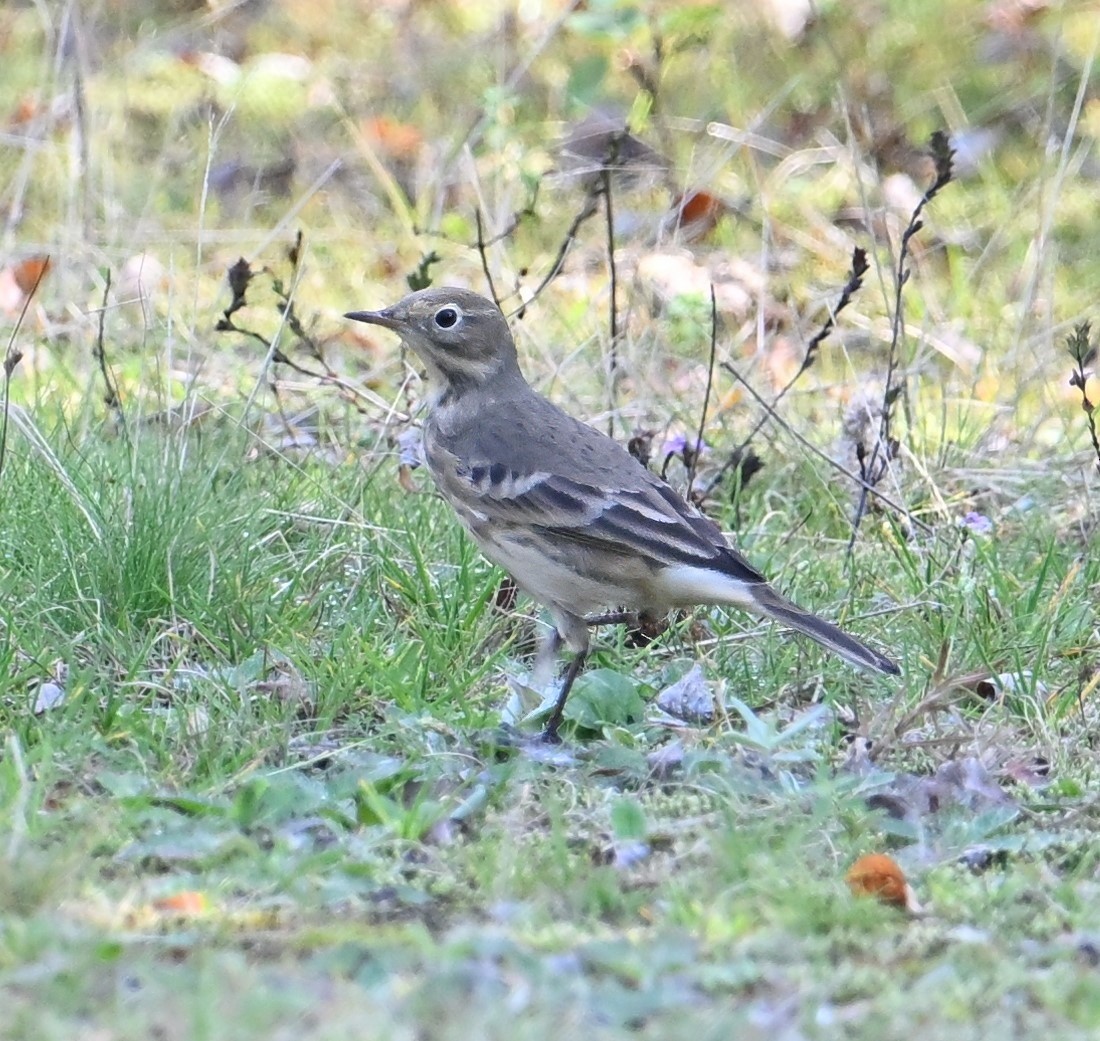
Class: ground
1,1,1100,1038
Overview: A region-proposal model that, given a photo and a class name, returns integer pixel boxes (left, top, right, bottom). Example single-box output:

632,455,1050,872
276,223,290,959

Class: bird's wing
433,404,767,584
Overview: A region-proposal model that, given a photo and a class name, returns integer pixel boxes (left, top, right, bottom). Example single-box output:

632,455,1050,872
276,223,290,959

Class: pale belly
473,528,633,616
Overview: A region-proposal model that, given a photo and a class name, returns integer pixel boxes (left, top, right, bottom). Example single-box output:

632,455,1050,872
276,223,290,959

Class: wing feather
450,457,766,584
427,399,767,586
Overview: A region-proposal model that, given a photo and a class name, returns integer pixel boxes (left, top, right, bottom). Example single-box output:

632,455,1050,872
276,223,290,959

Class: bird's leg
536,610,644,741
532,627,564,691
539,649,588,743
586,609,667,648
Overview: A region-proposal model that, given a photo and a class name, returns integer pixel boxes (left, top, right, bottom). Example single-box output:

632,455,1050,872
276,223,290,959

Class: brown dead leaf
655,664,715,724
663,189,732,243
256,659,316,715
557,111,669,187
1001,755,1050,788
865,755,1017,828
0,255,50,317
12,256,50,295
152,891,210,916
362,116,423,161
7,94,44,127
846,853,922,913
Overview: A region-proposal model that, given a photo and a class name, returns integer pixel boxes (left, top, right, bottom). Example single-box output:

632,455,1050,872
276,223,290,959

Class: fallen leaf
1001,755,1050,788
557,111,668,186
152,891,210,915
7,94,45,127
32,659,68,714
362,116,423,161
663,189,731,243
846,853,922,913
0,255,51,317
646,739,685,778
12,256,50,295
395,426,423,469
655,664,715,724
33,681,65,714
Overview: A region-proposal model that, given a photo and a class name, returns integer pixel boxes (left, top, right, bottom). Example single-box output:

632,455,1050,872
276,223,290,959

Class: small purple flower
960,511,993,535
660,434,707,460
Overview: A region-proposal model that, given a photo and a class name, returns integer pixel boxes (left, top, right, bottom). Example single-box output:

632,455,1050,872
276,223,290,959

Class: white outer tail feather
656,564,899,676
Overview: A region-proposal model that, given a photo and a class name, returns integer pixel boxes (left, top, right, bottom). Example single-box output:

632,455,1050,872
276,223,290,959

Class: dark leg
531,627,563,692
539,649,588,743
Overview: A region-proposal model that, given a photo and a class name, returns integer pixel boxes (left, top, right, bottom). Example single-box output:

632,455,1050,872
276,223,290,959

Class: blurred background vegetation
2,0,1098,454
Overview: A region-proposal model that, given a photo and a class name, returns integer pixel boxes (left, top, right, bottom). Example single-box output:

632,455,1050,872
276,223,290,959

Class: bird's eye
434,306,460,329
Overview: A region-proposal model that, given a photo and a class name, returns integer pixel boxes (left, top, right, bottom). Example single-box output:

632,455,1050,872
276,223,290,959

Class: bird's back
424,381,768,587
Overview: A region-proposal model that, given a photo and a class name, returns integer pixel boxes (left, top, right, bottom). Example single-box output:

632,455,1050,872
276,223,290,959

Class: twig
217,239,408,422
793,247,869,387
704,247,869,499
602,164,619,435
720,358,932,533
749,247,868,450
686,286,718,500
849,131,954,547
270,349,407,419
0,259,46,483
519,120,644,323
1066,321,1100,474
91,270,127,439
464,184,538,250
883,131,953,438
517,188,601,319
474,209,501,309
273,233,328,365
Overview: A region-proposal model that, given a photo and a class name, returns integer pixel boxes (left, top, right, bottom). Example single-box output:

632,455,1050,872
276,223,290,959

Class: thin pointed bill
344,308,400,330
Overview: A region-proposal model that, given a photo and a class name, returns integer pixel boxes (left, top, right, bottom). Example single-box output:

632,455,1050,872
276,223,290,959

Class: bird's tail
751,583,900,676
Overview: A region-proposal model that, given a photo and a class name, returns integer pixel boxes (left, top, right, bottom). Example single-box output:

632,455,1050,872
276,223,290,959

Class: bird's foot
537,722,564,745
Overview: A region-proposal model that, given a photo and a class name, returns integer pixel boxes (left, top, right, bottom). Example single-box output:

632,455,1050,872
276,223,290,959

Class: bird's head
345,287,520,396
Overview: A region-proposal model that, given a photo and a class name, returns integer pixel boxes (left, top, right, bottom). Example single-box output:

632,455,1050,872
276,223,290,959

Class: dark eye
434,306,459,329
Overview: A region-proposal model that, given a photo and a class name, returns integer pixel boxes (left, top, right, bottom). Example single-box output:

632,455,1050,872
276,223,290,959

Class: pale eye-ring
434,306,460,329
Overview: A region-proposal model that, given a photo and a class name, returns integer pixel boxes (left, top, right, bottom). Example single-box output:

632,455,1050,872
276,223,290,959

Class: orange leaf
362,116,423,161
12,255,50,295
846,853,922,913
666,189,730,242
8,95,44,127
677,189,724,225
153,891,209,915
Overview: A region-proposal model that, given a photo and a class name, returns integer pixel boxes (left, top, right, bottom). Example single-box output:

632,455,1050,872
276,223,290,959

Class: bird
345,287,900,741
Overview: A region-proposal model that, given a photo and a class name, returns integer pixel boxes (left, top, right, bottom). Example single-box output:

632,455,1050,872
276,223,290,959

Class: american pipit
346,288,899,740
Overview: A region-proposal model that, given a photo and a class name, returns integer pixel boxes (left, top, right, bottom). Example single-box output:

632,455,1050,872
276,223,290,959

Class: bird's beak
344,308,400,330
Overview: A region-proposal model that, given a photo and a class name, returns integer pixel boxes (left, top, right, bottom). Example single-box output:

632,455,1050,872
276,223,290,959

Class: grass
2,412,1097,1038
2,0,1100,1037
